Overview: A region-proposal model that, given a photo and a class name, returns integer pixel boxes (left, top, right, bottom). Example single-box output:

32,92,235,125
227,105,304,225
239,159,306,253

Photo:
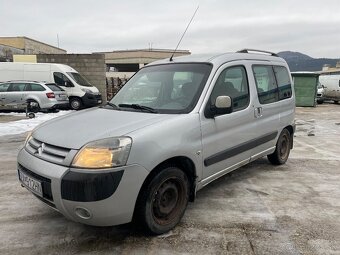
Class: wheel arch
284,125,294,149
135,156,197,209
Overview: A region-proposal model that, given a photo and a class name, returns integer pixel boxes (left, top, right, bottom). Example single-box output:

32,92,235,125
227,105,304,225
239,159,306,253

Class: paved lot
0,104,339,255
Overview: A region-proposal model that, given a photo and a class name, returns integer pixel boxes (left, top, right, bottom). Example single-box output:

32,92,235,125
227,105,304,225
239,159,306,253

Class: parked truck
318,71,340,103
0,62,102,110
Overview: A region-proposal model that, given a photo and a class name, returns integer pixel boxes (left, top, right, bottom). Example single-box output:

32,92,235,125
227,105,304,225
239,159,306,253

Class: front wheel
268,129,291,165
70,97,83,110
135,167,189,235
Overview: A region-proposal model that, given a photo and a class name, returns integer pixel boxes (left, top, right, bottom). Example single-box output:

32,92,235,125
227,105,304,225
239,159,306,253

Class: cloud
1,0,340,58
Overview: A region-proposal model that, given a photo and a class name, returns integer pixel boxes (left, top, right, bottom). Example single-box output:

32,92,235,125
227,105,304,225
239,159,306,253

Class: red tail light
46,92,55,98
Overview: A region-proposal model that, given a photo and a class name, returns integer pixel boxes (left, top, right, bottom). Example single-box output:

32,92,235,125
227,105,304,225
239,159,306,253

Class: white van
319,71,340,103
0,62,102,110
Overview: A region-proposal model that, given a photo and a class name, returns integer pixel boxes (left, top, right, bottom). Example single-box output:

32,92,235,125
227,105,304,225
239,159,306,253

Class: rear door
6,83,26,107
200,62,257,184
0,83,10,107
250,63,293,159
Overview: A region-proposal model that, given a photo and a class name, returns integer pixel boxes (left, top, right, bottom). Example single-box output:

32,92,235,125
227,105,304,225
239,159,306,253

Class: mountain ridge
277,51,339,72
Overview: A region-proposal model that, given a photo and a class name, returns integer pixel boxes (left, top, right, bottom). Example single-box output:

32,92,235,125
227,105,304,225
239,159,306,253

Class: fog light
75,207,92,220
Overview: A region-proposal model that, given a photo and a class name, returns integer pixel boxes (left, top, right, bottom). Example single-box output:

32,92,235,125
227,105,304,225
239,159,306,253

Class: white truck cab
0,62,102,110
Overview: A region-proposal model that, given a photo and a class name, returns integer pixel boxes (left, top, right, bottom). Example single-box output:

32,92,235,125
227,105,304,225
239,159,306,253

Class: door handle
254,107,263,118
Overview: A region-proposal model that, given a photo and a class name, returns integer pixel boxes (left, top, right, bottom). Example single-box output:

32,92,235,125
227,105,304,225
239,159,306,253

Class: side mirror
205,96,233,118
215,95,232,109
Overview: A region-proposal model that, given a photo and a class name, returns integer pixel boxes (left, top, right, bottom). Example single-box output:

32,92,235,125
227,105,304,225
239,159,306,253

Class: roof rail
237,49,279,57
2,80,41,83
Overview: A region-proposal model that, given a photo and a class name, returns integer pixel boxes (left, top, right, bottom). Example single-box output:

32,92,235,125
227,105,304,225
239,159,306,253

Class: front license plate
18,170,43,197
98,100,102,104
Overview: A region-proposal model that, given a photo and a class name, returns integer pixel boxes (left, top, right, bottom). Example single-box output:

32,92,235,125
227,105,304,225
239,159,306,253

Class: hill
277,51,339,72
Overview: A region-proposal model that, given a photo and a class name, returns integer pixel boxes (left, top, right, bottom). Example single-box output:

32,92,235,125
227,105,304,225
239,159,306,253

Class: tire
334,101,339,104
70,97,83,110
267,129,291,165
135,167,189,235
317,99,323,104
27,100,40,113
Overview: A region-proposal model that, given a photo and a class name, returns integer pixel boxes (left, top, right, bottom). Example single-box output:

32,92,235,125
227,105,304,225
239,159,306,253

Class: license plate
59,95,67,99
98,100,102,103
18,170,43,197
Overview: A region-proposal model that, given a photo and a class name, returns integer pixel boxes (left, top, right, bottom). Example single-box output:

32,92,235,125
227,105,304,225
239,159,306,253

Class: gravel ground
0,104,339,255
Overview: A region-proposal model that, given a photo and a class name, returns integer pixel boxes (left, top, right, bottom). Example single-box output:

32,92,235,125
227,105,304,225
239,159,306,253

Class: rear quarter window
273,66,292,100
26,84,46,91
46,84,63,91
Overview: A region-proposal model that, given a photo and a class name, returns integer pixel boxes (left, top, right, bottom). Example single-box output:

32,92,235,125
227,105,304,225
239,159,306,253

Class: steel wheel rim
71,100,80,109
279,133,289,160
151,177,186,225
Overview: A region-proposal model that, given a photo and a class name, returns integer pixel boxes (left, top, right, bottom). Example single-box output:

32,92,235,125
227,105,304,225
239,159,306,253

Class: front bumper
17,148,149,226
81,92,102,107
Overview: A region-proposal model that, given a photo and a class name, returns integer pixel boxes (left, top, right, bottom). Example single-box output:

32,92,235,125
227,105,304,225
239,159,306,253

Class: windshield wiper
118,104,158,113
106,102,119,109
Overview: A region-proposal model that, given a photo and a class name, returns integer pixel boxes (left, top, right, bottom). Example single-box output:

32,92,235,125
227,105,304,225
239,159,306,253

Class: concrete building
0,37,66,56
321,61,340,74
0,44,24,62
96,48,191,98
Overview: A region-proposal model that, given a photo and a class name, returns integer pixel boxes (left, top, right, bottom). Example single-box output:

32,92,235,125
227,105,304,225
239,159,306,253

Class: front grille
18,164,54,203
26,137,71,164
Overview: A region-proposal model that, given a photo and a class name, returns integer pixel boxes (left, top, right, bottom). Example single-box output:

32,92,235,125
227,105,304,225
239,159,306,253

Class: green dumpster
291,72,319,107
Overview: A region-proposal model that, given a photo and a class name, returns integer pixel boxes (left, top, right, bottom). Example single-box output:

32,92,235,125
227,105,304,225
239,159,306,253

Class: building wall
0,37,66,54
37,54,107,103
24,38,66,54
0,44,24,61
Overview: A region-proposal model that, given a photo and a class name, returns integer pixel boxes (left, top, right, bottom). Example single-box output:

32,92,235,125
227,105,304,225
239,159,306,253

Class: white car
0,81,69,111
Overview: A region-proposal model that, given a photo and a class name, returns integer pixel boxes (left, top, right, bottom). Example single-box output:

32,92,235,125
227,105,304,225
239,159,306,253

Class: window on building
107,63,140,72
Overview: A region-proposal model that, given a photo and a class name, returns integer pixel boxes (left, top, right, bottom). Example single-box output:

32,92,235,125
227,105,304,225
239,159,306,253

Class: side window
210,66,249,112
54,72,73,87
30,84,45,91
253,66,278,104
7,83,26,92
0,83,10,92
273,66,292,100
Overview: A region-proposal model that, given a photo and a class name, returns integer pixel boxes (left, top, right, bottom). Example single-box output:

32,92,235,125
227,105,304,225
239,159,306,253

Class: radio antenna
170,5,199,61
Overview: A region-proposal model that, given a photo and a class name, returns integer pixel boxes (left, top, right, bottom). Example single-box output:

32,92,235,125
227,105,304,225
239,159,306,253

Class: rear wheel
27,100,40,113
70,97,83,110
317,99,324,104
268,129,291,165
135,167,189,235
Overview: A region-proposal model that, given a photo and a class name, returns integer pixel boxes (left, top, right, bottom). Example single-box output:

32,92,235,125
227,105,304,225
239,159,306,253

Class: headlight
25,131,32,145
72,137,132,169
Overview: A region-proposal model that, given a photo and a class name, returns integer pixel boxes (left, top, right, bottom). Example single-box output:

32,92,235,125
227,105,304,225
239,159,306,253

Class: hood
33,108,172,149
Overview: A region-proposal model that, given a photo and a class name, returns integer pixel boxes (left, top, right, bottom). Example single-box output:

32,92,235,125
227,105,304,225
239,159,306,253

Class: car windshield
110,63,212,114
67,72,92,87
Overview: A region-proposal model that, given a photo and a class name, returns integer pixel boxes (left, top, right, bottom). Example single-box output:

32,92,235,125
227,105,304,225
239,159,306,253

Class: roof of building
0,36,66,52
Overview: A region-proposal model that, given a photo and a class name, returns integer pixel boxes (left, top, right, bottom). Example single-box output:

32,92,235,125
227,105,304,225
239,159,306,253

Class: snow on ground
0,111,73,136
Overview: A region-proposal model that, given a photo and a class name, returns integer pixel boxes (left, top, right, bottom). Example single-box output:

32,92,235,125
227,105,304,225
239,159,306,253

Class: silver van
0,81,69,111
17,50,295,235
